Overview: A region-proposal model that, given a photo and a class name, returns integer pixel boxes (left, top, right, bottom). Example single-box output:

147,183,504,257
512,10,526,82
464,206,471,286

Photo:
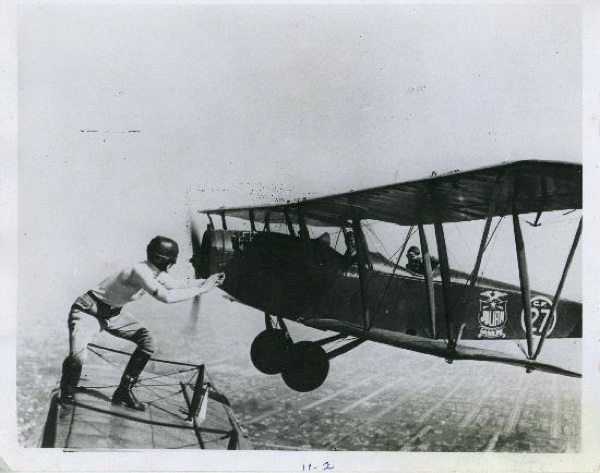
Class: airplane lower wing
39,345,251,449
302,318,581,378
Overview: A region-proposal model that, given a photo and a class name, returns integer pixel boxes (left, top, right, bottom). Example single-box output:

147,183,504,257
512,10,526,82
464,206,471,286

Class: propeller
189,214,204,322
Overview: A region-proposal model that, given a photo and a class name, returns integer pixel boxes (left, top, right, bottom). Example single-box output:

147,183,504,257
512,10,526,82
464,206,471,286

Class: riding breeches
67,295,157,365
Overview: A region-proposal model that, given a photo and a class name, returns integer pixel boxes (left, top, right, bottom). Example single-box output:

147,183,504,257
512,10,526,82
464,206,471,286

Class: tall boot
111,348,151,411
59,356,82,403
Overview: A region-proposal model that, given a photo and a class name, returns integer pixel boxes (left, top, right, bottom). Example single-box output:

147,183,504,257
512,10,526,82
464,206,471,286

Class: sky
18,2,582,319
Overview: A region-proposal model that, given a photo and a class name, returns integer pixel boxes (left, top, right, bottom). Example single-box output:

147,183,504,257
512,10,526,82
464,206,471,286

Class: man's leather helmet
147,236,179,271
407,246,421,257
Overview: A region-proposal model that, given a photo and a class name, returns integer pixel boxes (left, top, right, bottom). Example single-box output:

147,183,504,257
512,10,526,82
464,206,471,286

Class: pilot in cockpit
406,246,439,274
341,229,358,270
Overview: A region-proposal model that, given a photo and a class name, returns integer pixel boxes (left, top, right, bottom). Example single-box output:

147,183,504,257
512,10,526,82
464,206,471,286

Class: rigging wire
391,226,431,336
87,346,204,404
316,221,406,327
332,228,342,252
447,216,528,357
454,216,505,300
88,346,198,382
363,221,392,259
368,225,421,331
449,223,470,274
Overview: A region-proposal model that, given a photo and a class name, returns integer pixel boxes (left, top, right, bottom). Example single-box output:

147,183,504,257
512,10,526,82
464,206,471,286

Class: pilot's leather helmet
147,236,179,271
407,246,420,257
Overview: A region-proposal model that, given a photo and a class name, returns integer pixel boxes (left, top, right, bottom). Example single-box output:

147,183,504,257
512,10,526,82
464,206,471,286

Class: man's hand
201,272,226,291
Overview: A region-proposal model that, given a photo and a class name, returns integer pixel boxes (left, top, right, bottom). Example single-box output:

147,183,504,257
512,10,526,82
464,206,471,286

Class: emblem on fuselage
521,295,557,337
478,290,508,339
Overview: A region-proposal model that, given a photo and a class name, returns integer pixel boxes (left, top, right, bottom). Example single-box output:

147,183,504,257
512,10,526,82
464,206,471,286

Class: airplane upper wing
303,318,581,378
199,160,581,226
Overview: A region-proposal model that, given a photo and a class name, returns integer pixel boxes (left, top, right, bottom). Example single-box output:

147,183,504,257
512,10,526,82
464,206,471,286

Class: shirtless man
59,236,224,411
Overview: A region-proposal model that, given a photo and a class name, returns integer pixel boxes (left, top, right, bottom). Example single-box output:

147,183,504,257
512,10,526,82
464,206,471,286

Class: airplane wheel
250,329,292,375
281,341,329,392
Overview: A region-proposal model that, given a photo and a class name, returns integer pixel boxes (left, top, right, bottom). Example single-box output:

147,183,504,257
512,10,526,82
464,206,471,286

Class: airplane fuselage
195,229,581,341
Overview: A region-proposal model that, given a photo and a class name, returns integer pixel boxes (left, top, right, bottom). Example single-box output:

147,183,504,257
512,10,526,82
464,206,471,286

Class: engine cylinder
194,229,253,278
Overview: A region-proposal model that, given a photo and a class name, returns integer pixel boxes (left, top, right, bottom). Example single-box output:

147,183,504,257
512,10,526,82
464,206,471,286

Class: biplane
191,160,582,393
40,344,251,449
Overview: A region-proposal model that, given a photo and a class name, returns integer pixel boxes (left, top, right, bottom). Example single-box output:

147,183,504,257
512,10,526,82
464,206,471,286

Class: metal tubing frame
512,211,534,358
352,217,372,330
433,221,456,348
189,365,206,418
418,224,437,339
220,212,227,230
227,429,240,450
180,382,205,448
533,216,582,359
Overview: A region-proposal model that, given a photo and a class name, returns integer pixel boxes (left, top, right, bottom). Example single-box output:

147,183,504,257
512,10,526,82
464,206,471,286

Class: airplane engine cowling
193,229,253,279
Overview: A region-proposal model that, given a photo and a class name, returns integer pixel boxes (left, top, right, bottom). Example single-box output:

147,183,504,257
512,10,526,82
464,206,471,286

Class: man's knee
135,328,157,356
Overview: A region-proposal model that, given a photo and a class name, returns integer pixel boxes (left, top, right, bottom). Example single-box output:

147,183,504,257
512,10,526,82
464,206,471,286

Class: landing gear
250,315,363,393
250,329,292,375
281,341,329,392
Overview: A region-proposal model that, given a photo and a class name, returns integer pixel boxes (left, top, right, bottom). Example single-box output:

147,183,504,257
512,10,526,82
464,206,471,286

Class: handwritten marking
302,462,335,471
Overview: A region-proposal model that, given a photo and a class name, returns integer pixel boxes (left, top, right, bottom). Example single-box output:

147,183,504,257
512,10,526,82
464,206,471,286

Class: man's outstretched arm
157,271,224,291
133,266,224,303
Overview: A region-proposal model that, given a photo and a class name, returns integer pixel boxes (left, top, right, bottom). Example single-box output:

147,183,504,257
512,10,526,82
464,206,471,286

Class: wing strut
283,207,296,237
220,212,227,230
352,217,371,330
418,224,437,339
249,209,256,232
527,176,547,227
263,211,271,232
432,220,457,348
512,210,534,358
533,217,582,360
468,181,500,292
459,180,501,315
297,207,310,241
